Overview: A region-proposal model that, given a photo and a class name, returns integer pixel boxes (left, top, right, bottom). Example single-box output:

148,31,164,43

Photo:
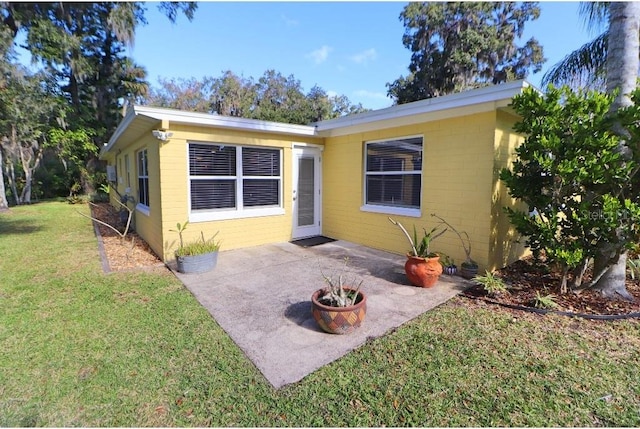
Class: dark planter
176,251,218,274
460,263,478,279
404,254,443,288
311,288,367,334
444,265,458,275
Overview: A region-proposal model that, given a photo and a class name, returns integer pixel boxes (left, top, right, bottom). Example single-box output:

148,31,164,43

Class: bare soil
89,202,164,272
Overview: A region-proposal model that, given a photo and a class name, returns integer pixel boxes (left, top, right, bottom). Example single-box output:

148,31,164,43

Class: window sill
136,204,150,217
360,204,421,218
189,207,285,222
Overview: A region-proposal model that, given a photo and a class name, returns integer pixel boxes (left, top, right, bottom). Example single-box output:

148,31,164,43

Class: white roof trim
314,80,531,135
132,105,317,136
101,106,139,156
102,80,534,156
101,105,318,156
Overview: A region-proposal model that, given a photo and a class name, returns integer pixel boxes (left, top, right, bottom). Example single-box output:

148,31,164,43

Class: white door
292,147,322,239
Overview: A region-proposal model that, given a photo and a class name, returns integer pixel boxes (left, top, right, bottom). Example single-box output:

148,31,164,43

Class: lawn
1,201,639,426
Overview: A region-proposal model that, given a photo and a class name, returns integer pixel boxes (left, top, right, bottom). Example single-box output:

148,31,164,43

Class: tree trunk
606,3,640,108
8,124,20,205
16,137,43,205
81,155,98,195
0,145,9,210
7,159,19,205
593,252,634,300
570,258,590,288
593,2,640,300
18,144,33,204
19,163,32,204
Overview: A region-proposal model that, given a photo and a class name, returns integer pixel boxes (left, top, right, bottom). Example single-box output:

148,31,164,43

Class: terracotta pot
311,288,367,334
404,254,443,288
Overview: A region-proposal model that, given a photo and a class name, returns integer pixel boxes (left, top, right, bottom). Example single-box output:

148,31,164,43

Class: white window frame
124,153,131,192
136,149,150,216
188,142,285,222
361,135,423,218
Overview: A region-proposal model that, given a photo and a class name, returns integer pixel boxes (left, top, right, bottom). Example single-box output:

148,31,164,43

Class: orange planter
404,254,443,288
311,288,367,334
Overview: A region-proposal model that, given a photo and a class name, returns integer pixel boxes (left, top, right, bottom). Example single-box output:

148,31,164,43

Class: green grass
1,201,639,426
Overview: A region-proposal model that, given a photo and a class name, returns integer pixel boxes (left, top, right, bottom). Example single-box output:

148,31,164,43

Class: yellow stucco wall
156,124,322,261
103,106,528,270
322,110,526,272
108,136,164,260
489,109,529,270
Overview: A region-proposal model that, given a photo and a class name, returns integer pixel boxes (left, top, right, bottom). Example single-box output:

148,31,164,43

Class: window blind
365,137,422,209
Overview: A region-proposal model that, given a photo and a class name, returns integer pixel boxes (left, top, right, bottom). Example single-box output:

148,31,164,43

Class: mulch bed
89,202,164,272
462,257,640,317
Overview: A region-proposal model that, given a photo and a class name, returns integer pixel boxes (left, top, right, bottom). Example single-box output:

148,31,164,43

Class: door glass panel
297,157,315,227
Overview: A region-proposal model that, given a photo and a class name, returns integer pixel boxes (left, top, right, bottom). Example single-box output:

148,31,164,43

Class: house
100,80,530,271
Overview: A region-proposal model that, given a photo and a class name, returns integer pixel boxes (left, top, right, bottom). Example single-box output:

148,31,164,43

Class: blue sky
17,2,599,111
129,1,597,110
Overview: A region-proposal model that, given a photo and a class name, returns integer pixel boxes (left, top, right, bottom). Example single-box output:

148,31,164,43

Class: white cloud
281,14,299,27
349,48,377,64
353,90,389,100
327,90,339,98
306,45,332,64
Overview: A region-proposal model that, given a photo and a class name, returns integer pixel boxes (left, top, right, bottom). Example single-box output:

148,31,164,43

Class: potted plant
431,213,478,279
388,217,446,288
172,221,221,274
311,259,366,334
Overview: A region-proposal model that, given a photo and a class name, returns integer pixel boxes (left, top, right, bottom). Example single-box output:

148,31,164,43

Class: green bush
501,85,640,292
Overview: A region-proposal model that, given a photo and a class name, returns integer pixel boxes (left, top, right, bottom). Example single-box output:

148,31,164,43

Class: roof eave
153,108,318,137
100,106,319,159
99,107,139,158
314,80,533,136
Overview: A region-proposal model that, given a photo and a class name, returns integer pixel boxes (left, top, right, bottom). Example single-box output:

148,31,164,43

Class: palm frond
578,2,609,36
541,31,608,91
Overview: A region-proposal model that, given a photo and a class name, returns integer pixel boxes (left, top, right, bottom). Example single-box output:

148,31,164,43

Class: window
189,143,283,221
137,149,149,209
363,136,422,215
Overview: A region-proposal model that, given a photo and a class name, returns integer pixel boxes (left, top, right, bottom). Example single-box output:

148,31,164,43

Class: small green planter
460,262,478,279
176,251,218,274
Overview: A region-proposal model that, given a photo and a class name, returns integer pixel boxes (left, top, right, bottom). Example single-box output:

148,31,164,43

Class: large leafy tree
1,2,196,194
514,2,640,300
147,76,216,112
208,71,256,117
501,86,640,297
0,21,15,209
145,69,368,125
0,67,63,204
387,2,545,104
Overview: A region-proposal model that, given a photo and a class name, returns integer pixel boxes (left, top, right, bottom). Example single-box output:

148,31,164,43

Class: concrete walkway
171,240,470,389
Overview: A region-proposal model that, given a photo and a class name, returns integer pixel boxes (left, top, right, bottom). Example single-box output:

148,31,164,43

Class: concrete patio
171,240,470,389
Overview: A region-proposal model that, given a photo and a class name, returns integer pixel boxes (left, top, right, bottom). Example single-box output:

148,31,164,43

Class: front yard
1,201,638,426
